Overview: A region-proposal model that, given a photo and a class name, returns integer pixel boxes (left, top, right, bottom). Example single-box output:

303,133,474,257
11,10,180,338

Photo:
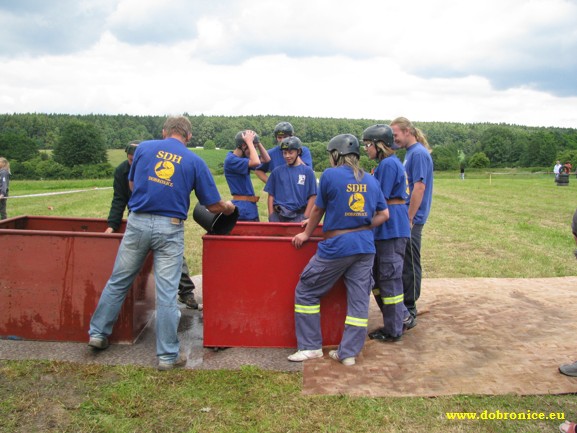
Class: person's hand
292,232,309,249
223,201,236,215
300,218,309,228
242,130,256,145
104,227,114,234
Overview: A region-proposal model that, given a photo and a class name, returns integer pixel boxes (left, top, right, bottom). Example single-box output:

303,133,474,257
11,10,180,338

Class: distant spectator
0,157,11,220
554,160,562,180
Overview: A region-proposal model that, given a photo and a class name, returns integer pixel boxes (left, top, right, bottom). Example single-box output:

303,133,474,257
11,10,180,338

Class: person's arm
255,169,268,183
408,181,426,226
206,200,236,215
267,194,275,217
371,208,389,229
292,205,325,249
303,195,316,219
243,131,261,168
256,142,271,164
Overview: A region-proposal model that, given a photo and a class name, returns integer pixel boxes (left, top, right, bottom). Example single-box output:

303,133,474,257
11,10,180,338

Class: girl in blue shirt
287,134,389,366
363,124,411,342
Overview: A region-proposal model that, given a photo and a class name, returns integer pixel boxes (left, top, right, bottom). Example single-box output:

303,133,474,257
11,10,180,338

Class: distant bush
469,152,490,168
14,157,112,180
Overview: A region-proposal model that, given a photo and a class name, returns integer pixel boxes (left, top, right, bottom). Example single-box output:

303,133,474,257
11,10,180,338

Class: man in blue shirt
104,141,199,309
89,116,235,370
391,117,434,330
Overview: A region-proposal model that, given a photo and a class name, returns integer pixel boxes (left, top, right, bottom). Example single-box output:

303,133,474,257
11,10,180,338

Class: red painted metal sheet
0,216,155,344
203,222,348,348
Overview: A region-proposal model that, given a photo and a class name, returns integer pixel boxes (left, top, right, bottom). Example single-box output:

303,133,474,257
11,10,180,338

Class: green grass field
2,172,577,432
7,171,577,277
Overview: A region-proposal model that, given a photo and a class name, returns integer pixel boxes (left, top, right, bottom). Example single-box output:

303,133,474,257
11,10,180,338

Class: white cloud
0,0,576,127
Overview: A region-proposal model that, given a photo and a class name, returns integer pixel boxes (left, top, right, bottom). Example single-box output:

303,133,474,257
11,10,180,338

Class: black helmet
362,124,397,149
327,134,360,157
280,136,302,151
273,122,294,138
235,130,260,148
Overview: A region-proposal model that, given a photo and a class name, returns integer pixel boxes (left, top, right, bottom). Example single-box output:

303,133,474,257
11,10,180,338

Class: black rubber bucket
193,203,239,235
558,173,569,186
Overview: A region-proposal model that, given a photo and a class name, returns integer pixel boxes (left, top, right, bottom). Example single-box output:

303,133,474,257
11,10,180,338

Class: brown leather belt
387,198,406,205
233,195,260,203
324,225,372,239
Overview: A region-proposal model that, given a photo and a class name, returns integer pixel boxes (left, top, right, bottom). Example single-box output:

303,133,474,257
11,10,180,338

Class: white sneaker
287,349,323,362
329,350,355,366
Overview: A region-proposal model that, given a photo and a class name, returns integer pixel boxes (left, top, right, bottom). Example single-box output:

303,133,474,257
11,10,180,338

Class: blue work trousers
294,253,374,359
373,238,408,337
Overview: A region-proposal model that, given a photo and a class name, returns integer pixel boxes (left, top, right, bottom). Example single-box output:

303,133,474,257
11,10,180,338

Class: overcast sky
0,0,576,127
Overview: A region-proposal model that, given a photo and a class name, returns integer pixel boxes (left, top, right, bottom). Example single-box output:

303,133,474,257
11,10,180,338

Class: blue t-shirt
128,137,221,220
404,142,434,225
373,156,411,240
264,163,317,211
223,151,258,221
315,166,387,259
256,145,313,173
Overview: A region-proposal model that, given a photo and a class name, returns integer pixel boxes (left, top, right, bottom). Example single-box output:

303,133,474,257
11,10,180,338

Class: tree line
1,113,576,179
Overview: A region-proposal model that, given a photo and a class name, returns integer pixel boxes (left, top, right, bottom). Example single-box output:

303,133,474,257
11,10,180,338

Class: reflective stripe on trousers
294,253,374,359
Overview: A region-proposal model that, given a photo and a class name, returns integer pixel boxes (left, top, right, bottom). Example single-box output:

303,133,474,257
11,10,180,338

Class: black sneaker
178,293,198,309
371,331,402,342
403,315,417,331
368,327,386,340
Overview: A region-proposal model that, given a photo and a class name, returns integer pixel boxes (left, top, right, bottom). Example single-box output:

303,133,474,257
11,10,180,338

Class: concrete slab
0,275,302,372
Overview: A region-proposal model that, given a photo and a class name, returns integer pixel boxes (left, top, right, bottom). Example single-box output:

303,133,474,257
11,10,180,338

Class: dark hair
125,140,140,155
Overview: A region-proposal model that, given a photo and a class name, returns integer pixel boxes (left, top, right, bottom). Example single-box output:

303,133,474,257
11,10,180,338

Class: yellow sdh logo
348,193,365,212
346,184,367,212
155,161,175,180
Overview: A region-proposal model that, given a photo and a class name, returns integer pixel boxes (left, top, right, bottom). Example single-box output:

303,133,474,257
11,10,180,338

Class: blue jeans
89,212,184,362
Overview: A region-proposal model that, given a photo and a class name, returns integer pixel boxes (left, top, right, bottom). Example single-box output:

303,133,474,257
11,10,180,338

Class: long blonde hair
374,142,395,160
0,157,10,174
329,151,364,182
390,117,432,153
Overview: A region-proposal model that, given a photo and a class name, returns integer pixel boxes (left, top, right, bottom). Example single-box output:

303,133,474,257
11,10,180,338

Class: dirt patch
303,277,577,397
